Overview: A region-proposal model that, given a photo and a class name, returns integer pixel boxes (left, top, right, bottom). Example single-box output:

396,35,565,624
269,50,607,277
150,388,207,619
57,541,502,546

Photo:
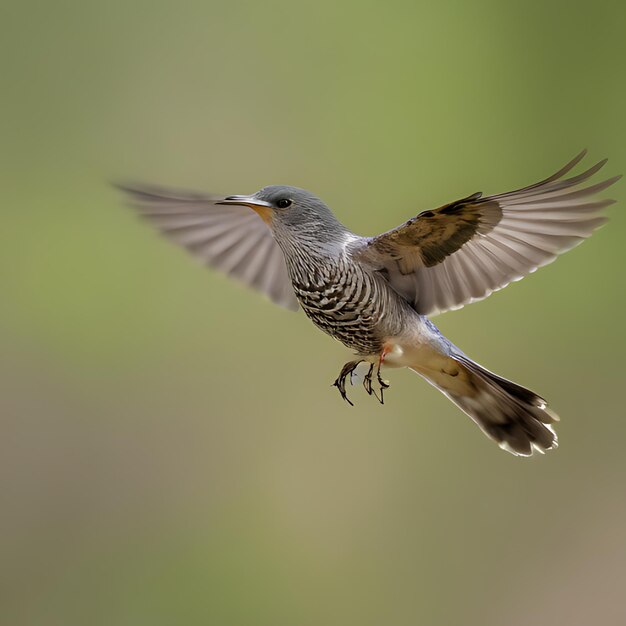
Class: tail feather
413,353,559,456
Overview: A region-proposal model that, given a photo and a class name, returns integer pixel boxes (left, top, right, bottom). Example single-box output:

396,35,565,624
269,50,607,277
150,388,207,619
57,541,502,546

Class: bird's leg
363,361,389,404
332,360,364,406
364,348,390,404
375,352,390,404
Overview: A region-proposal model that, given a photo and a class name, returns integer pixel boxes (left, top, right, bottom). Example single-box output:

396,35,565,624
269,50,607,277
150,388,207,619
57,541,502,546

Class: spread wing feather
355,151,619,316
116,184,299,311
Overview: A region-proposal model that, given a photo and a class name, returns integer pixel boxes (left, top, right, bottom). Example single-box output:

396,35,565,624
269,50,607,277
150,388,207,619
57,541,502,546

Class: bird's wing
116,183,299,311
354,151,619,316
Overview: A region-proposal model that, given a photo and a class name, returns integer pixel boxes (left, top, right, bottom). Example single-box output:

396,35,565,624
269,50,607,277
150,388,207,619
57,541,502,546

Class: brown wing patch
354,150,617,316
368,195,502,273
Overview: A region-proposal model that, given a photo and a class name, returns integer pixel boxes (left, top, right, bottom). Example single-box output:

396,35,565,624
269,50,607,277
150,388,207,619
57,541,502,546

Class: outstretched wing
355,151,619,316
116,184,299,311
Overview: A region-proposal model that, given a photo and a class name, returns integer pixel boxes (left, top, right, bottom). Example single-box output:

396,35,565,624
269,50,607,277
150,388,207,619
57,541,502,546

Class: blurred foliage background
2,1,626,624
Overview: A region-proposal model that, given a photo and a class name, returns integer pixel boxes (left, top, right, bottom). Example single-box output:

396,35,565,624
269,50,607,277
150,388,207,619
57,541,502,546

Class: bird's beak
217,195,273,224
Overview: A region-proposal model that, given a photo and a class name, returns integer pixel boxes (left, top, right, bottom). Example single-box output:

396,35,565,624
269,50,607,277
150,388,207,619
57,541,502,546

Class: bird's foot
332,359,390,405
332,360,363,406
363,362,390,405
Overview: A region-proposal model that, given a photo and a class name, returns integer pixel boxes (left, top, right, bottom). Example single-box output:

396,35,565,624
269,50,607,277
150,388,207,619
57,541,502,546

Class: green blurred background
2,1,626,624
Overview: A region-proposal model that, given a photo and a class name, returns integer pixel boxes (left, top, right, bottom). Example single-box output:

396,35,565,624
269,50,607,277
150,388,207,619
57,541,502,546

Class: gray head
219,185,348,244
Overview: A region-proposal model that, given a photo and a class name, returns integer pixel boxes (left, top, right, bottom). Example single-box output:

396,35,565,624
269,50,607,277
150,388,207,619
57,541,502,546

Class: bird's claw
363,363,389,404
332,359,390,406
332,360,362,406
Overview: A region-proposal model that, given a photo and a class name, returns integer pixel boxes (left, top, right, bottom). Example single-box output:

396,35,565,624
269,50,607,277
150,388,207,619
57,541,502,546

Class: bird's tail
410,353,559,456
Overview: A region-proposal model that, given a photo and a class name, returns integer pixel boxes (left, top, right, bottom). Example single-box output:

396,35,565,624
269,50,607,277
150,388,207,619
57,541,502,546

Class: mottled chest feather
287,254,399,354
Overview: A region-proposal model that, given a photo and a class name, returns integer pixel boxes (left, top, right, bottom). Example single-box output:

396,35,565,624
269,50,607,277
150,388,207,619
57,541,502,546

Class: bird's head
218,185,347,244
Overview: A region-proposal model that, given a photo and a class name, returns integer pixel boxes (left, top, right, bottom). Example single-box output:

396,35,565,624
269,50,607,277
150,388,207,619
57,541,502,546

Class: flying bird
117,150,618,456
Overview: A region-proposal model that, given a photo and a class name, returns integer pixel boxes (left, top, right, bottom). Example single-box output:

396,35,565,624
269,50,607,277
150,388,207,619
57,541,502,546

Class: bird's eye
276,198,292,209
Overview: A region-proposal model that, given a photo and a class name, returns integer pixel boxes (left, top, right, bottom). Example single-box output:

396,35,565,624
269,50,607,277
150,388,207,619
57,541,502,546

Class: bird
116,150,619,456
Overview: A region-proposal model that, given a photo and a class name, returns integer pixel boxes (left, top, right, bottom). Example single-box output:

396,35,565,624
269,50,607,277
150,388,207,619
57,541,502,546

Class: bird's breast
287,257,395,354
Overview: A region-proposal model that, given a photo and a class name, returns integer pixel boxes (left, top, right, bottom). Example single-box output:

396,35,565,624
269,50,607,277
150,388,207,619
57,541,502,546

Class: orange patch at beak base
245,203,273,225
